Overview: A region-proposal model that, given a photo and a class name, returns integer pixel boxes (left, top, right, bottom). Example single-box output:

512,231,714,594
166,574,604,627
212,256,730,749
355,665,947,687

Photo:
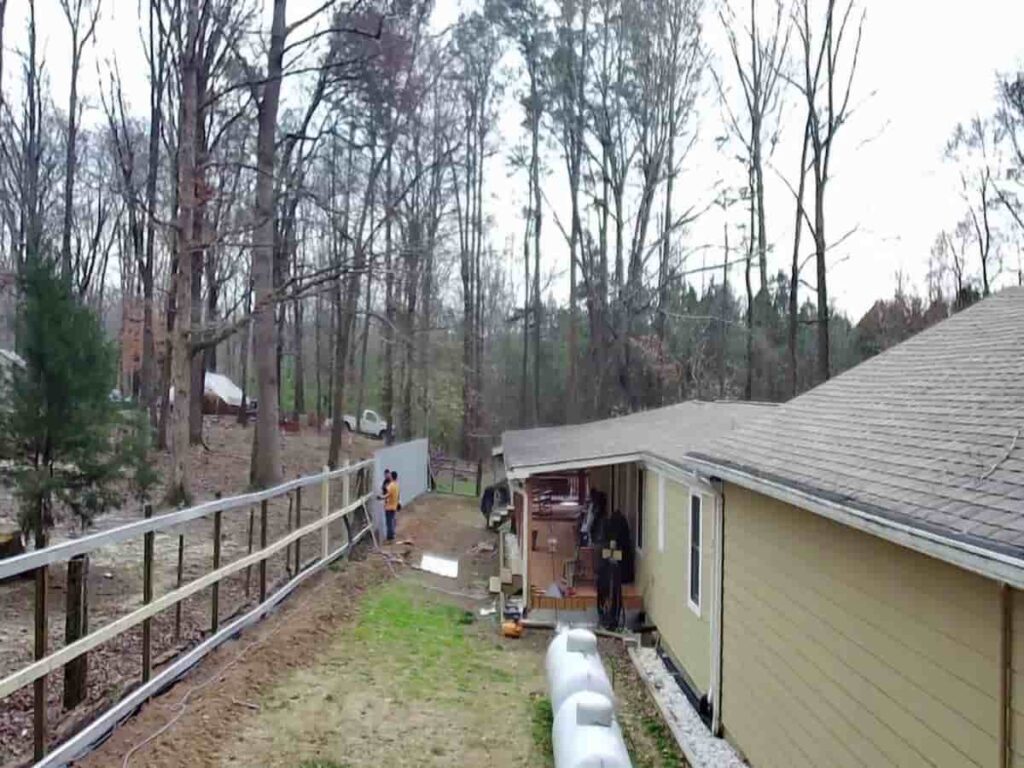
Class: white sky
5,0,1024,318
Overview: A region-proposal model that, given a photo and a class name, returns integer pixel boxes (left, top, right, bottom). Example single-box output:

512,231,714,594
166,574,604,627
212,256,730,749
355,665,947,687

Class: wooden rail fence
0,459,374,765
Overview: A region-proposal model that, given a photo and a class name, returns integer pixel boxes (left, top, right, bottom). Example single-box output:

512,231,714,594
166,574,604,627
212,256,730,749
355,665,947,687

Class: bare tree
793,0,865,383
58,0,101,284
249,0,288,488
716,0,788,398
168,0,200,504
947,116,1002,297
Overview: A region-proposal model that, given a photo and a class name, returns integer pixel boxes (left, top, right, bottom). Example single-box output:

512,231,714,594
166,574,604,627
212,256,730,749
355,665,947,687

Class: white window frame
687,491,703,617
657,474,666,552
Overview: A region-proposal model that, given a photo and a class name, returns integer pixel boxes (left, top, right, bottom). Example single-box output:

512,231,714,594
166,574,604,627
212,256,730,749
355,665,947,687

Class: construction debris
418,553,459,579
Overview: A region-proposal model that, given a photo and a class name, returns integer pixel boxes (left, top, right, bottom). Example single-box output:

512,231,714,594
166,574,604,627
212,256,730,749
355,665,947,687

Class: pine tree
2,257,123,546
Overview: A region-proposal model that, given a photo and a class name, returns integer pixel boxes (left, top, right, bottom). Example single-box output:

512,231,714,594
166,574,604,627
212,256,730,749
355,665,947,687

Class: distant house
499,400,776,714
685,286,1024,765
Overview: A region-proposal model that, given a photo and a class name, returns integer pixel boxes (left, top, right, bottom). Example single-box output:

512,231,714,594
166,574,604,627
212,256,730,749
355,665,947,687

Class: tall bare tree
58,0,101,284
168,0,200,504
794,0,864,383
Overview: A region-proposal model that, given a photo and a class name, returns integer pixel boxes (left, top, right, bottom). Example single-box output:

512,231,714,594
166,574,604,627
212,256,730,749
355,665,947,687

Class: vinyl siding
1011,589,1024,768
722,483,1003,768
637,469,713,695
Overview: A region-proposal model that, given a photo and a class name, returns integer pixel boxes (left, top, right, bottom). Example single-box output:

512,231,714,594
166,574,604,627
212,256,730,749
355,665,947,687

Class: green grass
641,714,680,766
530,695,555,768
353,583,512,698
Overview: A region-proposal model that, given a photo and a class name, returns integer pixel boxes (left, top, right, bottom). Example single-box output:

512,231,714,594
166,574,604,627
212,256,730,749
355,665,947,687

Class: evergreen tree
1,258,125,547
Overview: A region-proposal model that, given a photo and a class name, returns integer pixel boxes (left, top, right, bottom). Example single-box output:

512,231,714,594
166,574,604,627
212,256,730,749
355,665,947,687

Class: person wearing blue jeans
384,471,400,542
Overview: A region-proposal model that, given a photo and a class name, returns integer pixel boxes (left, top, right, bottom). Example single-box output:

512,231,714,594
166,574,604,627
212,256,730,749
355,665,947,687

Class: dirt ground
0,420,379,766
67,493,686,768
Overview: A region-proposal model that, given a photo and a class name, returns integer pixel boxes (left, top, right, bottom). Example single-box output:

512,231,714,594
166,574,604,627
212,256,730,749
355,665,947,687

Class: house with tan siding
499,400,775,718
685,286,1024,766
502,287,1024,767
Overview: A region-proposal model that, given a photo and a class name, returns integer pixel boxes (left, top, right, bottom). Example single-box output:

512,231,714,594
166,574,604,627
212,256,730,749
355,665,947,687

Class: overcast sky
5,0,1024,318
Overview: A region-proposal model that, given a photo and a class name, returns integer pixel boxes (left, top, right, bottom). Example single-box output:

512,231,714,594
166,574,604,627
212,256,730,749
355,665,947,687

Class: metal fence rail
0,459,374,764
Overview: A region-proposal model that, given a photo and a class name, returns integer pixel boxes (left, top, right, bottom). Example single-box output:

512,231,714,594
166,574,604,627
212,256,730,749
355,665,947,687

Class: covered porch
511,460,646,624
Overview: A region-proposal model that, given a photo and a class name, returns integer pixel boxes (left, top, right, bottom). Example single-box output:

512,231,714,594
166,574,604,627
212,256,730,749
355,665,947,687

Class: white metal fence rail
0,459,374,765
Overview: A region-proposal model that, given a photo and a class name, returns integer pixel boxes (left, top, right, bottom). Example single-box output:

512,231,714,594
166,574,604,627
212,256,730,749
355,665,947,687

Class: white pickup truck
342,409,391,439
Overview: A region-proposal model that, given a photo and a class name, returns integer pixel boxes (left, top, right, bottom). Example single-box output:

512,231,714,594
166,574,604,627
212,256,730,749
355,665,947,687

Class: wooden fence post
34,563,48,760
294,486,302,574
174,534,184,642
341,460,352,549
142,505,154,683
259,500,268,602
476,461,483,497
321,467,330,561
63,553,89,709
211,508,222,632
285,492,293,576
245,506,255,597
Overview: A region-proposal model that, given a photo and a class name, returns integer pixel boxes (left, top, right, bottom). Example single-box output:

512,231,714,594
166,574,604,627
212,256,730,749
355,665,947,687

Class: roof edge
685,453,1024,590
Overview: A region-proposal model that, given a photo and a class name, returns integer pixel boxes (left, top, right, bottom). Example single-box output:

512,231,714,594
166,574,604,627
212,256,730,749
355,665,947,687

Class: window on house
688,493,702,614
636,468,645,550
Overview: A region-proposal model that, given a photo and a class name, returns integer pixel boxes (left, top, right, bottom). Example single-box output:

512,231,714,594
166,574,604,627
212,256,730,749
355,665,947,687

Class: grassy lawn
219,582,549,768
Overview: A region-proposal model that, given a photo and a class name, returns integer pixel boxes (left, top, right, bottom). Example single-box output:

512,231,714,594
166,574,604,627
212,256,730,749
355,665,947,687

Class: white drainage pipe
547,629,632,768
553,691,632,768
545,628,614,714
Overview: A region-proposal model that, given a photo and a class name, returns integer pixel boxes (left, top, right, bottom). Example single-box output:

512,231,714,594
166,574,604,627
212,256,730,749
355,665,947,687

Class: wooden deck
530,582,644,611
529,550,643,611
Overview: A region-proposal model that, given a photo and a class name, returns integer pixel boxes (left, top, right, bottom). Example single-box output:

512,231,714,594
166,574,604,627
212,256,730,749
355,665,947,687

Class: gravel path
629,647,746,768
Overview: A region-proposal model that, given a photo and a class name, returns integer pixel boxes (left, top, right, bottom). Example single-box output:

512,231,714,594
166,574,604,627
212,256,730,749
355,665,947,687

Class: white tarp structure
372,438,429,538
204,372,243,407
169,372,244,408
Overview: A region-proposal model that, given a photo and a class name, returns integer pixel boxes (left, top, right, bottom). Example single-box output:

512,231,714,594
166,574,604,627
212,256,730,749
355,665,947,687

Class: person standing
384,470,401,542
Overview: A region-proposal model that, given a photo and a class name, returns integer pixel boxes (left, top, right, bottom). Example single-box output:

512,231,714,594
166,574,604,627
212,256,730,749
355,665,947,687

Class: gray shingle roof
502,400,776,473
690,286,1024,557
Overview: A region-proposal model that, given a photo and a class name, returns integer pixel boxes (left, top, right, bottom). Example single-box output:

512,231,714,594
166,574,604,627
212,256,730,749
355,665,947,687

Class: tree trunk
293,293,304,419
250,0,287,489
744,168,755,401
530,70,542,427
788,115,811,398
814,180,829,383
237,282,252,426
60,14,82,283
520,219,529,427
167,0,199,505
327,130,358,468
382,149,395,444
142,0,163,430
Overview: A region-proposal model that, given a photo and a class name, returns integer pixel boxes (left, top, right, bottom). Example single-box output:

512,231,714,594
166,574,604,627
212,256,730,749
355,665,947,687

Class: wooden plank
294,487,302,574
245,506,254,597
174,534,184,642
321,467,330,561
34,564,48,761
259,500,268,603
142,505,154,683
0,494,372,701
211,509,222,632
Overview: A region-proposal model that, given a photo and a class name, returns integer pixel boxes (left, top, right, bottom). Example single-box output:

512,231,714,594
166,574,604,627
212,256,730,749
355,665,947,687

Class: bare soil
0,419,378,766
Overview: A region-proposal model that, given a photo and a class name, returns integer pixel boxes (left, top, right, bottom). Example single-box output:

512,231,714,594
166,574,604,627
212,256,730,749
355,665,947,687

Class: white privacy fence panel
372,438,429,537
